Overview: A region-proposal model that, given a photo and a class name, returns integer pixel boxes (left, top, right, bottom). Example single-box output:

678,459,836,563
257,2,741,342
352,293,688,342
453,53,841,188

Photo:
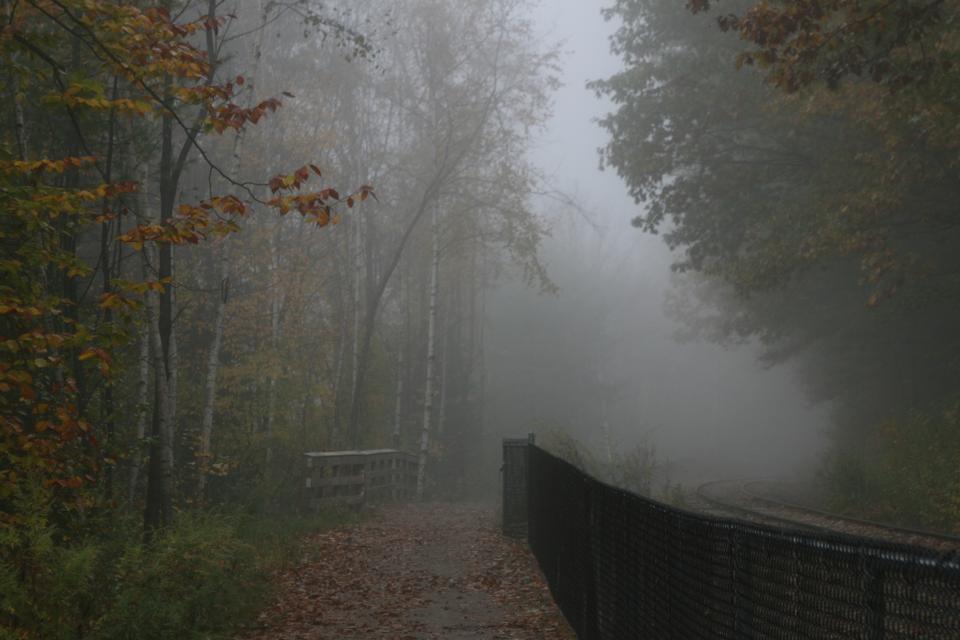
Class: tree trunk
416,205,441,500
99,77,119,499
264,232,280,467
167,268,178,468
347,177,445,442
349,212,363,445
331,303,347,445
127,312,150,507
196,0,267,494
392,275,405,450
8,57,28,160
437,309,449,439
197,242,228,499
127,161,151,509
143,272,173,539
329,223,349,446
144,77,176,537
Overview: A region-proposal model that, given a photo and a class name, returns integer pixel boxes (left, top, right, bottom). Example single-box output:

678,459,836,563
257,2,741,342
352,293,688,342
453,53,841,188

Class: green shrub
0,485,102,640
0,505,354,640
537,427,600,477
824,399,960,533
0,530,100,640
92,514,261,640
537,426,677,501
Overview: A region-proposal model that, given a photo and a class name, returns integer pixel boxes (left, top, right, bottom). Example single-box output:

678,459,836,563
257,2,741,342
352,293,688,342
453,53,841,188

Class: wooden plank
310,474,366,488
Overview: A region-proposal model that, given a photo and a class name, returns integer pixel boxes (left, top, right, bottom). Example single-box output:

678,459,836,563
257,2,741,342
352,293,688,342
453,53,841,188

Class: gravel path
241,503,574,639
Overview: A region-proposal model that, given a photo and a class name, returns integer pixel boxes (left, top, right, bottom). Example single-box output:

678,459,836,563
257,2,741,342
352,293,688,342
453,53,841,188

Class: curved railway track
694,479,960,552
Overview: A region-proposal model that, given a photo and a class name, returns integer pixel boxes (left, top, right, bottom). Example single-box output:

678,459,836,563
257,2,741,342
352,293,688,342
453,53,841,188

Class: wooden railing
302,449,418,511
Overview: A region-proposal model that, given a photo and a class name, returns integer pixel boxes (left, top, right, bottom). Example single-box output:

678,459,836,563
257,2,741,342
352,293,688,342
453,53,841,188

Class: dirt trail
241,503,574,639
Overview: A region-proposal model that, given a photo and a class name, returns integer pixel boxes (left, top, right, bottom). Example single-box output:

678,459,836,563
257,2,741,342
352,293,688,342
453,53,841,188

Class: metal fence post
502,435,533,536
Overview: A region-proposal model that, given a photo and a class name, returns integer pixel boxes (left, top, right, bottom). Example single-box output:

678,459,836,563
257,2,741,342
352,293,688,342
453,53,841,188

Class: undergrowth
0,507,358,640
536,426,688,505
823,398,960,534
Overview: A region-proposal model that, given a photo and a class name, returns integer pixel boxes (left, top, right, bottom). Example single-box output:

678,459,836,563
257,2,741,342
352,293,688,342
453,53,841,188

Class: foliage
0,508,354,640
0,496,100,640
0,0,351,505
592,0,948,299
538,427,671,500
538,427,600,477
0,156,122,511
94,514,260,640
691,0,960,94
607,441,659,498
824,399,960,533
0,0,375,635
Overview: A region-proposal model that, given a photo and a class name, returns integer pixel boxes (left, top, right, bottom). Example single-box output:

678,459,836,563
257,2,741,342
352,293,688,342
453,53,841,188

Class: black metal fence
525,444,960,639
502,435,534,536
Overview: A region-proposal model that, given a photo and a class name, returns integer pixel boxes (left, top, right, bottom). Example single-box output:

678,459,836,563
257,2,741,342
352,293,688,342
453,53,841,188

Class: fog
481,1,827,487
11,0,960,562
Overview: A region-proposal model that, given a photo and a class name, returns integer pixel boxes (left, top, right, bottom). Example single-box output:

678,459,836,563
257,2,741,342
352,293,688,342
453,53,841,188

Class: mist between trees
581,0,960,531
3,0,960,636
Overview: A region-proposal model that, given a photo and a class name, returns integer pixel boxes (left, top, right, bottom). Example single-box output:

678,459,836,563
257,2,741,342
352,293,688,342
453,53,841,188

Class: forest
2,0,959,637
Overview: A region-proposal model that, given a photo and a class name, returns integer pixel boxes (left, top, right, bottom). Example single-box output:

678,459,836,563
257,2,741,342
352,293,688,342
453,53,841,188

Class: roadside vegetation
1,507,358,640
538,427,688,507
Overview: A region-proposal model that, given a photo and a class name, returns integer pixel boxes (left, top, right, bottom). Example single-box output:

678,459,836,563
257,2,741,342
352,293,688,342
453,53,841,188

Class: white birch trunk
392,275,405,449
392,347,404,450
9,59,28,160
350,212,362,443
329,226,348,446
197,0,266,488
331,309,346,444
416,205,440,500
265,231,282,467
437,324,449,438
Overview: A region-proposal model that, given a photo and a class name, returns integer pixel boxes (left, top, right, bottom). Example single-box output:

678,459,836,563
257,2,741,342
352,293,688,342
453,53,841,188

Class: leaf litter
239,503,575,639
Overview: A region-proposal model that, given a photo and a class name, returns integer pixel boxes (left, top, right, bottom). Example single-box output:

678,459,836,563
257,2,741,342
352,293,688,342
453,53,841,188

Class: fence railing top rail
304,448,409,458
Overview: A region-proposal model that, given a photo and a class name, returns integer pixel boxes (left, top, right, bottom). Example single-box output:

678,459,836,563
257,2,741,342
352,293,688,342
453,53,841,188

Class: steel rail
696,479,960,550
694,480,829,533
740,480,960,546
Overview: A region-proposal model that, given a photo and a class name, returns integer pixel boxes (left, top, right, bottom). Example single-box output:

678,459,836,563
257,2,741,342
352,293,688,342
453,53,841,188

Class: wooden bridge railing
302,449,418,511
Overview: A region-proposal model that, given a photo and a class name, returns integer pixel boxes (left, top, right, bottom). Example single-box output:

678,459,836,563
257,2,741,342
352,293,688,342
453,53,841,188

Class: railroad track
694,479,960,552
